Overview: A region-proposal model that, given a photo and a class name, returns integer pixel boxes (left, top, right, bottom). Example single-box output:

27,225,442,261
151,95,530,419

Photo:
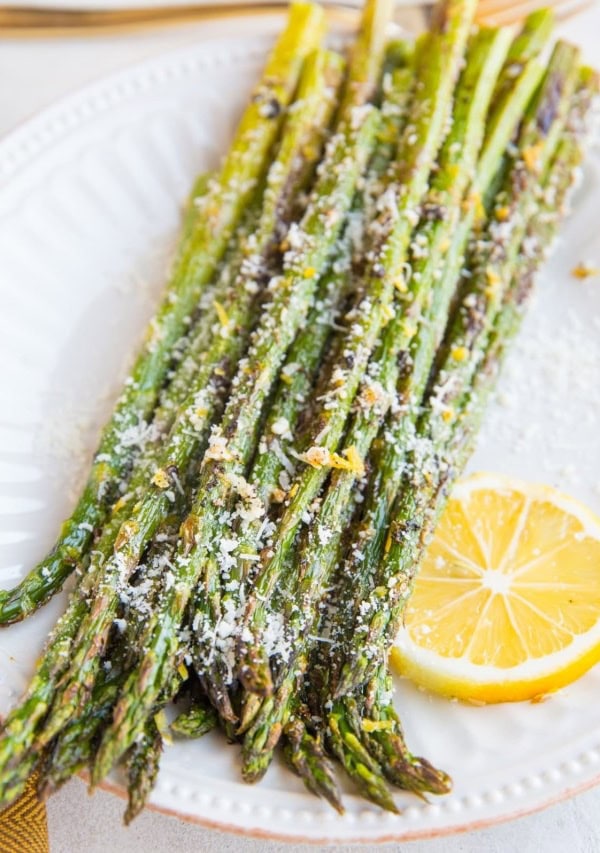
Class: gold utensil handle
1,1,424,33
0,0,593,34
0,774,48,853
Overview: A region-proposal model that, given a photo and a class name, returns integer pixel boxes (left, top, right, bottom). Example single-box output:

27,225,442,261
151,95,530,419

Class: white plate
1,14,600,844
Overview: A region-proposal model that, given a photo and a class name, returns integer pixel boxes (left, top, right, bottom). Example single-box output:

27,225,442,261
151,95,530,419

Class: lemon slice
391,473,600,703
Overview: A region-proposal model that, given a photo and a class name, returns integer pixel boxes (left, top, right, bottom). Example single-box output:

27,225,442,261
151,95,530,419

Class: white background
2,5,600,850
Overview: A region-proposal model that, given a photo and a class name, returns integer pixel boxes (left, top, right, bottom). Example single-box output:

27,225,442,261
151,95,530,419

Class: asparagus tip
283,719,345,814
238,663,274,698
236,693,264,736
202,679,238,726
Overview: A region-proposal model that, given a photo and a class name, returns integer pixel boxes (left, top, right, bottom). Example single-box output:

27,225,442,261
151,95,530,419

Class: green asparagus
32,46,344,750
239,22,512,783
335,40,582,696
0,0,324,626
91,110,380,784
238,0,478,698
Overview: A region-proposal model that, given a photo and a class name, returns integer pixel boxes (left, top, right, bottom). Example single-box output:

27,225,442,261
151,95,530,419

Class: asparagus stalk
337,0,394,115
39,678,118,796
327,697,398,812
489,8,554,116
123,719,162,824
177,171,213,251
0,564,100,805
238,0,478,698
242,661,300,782
0,1,324,626
283,716,344,814
336,41,582,696
171,701,218,739
90,109,380,784
358,665,451,795
36,512,185,798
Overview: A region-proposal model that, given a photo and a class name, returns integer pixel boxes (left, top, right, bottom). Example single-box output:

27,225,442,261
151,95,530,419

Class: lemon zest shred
343,445,366,477
571,263,599,279
401,319,417,340
213,300,230,329
361,719,395,732
154,710,173,746
462,191,484,221
484,266,502,298
152,469,170,489
451,345,468,362
523,142,544,172
329,452,353,471
384,528,393,554
382,303,395,324
112,496,127,514
301,445,364,476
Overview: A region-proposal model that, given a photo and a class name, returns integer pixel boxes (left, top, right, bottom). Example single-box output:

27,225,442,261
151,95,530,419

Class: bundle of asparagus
0,0,597,821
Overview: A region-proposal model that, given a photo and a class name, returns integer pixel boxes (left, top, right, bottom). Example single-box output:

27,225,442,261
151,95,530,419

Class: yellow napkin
0,775,49,853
